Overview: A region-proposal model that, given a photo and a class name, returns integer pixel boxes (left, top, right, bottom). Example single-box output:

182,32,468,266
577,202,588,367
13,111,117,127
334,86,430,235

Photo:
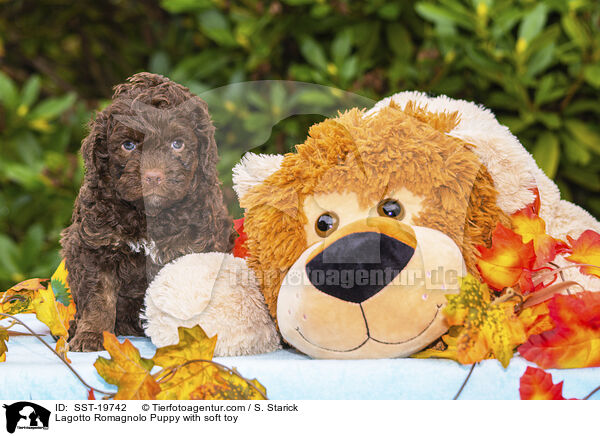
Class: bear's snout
305,220,417,303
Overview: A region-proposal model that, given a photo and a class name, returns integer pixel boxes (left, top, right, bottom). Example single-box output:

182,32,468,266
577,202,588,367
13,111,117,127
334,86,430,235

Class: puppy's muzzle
305,218,417,304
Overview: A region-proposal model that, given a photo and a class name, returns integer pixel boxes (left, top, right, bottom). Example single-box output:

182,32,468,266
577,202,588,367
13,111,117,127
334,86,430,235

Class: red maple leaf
519,291,600,369
566,230,600,278
232,218,248,259
519,366,568,400
476,223,536,292
511,208,569,268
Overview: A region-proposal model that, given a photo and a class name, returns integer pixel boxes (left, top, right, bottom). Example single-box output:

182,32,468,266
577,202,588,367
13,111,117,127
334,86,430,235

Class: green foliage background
0,0,599,290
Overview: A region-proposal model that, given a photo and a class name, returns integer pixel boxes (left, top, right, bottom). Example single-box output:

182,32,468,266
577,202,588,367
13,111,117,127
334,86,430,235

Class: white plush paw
146,252,228,320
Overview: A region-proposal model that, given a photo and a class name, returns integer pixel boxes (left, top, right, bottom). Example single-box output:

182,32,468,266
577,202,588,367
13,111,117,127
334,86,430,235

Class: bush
0,0,598,289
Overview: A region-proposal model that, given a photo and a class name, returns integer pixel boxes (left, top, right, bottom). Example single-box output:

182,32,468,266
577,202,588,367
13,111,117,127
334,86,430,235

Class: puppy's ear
81,111,109,185
179,96,220,182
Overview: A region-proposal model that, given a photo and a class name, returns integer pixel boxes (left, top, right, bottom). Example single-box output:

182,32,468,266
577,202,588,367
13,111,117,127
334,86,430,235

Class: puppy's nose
143,169,164,186
305,219,417,304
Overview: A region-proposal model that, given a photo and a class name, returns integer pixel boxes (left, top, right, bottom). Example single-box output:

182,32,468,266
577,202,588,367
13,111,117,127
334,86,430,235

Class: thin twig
0,313,115,396
453,363,476,400
583,384,600,400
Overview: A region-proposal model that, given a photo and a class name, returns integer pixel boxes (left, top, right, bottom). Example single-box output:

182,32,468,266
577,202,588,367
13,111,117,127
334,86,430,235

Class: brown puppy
61,73,232,351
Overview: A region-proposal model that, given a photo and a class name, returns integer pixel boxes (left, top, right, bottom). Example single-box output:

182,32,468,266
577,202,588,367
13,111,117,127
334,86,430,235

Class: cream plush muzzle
277,217,466,359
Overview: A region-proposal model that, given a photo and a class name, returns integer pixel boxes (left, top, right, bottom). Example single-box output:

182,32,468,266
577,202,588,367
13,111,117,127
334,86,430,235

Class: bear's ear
232,153,284,201
368,91,560,216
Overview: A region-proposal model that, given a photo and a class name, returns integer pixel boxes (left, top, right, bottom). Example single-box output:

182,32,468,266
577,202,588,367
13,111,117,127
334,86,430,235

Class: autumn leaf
412,330,460,361
0,278,46,315
49,260,72,307
87,389,96,400
232,218,248,258
476,223,536,292
566,230,600,278
153,325,267,400
519,367,567,400
511,209,569,268
0,327,8,362
94,332,160,400
442,275,526,367
152,325,216,368
519,291,600,369
518,302,554,338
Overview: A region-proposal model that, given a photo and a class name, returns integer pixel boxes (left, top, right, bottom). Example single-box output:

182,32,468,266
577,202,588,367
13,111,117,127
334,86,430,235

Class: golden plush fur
241,104,510,320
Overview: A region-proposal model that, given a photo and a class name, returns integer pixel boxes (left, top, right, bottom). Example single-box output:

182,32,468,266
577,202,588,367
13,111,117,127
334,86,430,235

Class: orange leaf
94,332,160,400
88,389,96,400
232,218,248,258
519,292,600,368
566,230,600,278
512,209,569,268
518,302,554,338
476,223,536,292
519,367,567,400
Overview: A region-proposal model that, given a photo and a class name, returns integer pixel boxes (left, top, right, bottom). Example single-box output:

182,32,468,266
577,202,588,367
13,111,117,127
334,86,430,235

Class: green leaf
0,71,18,110
198,10,237,46
386,24,413,60
561,133,591,166
0,235,19,279
415,2,473,29
583,64,600,89
536,112,561,129
565,120,600,155
20,75,41,109
377,3,401,20
491,8,523,39
28,93,76,121
299,36,328,71
561,14,590,48
21,224,44,268
331,28,352,65
160,0,212,13
526,43,555,78
518,4,547,42
50,277,72,306
532,132,560,179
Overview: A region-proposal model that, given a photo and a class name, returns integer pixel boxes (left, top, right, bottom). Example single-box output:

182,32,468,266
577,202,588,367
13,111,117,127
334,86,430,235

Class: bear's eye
315,212,339,238
121,141,137,152
377,199,405,220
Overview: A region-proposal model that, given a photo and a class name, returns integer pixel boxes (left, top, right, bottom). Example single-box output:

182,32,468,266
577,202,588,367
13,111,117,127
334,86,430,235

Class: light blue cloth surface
1,316,598,400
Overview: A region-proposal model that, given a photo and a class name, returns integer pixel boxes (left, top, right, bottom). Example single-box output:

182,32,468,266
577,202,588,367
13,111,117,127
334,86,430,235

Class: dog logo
3,402,50,433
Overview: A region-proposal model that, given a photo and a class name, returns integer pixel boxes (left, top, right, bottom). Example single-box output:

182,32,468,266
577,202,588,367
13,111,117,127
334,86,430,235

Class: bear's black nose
305,231,415,303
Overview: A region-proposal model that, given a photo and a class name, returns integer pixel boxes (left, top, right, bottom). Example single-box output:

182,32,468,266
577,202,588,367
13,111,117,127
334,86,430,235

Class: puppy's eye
315,212,339,238
377,199,405,220
121,141,137,152
171,140,185,151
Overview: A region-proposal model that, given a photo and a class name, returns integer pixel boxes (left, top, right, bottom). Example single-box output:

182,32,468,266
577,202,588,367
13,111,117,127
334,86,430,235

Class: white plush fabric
232,153,284,201
143,252,281,356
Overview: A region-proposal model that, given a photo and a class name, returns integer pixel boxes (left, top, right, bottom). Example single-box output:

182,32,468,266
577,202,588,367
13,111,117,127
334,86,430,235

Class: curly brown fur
61,73,233,351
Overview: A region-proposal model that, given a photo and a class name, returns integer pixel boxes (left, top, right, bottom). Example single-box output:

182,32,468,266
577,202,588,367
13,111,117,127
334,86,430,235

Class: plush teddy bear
144,91,600,359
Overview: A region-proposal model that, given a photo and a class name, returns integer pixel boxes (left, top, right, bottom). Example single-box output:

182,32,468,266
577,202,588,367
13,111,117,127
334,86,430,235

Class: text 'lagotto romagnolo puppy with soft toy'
145,91,599,359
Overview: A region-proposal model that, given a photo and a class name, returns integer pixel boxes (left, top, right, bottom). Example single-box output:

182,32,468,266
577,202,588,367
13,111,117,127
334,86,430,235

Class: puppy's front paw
69,331,105,352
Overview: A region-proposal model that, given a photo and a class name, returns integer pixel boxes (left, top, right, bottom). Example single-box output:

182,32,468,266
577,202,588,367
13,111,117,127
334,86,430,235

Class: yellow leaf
32,288,68,337
152,325,217,368
153,325,267,400
0,278,46,315
0,327,8,362
443,275,526,367
94,332,160,400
